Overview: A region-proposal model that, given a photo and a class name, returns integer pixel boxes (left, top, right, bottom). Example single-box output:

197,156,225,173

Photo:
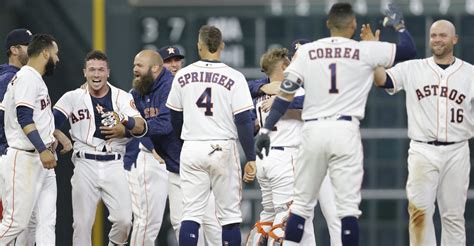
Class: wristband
26,130,47,153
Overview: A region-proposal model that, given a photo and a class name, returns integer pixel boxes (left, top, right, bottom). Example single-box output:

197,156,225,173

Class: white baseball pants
0,149,56,246
406,140,469,246
71,154,132,245
127,150,168,246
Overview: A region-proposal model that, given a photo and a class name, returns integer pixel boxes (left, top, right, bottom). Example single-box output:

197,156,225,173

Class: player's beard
431,45,453,59
132,69,155,96
43,57,56,77
18,51,28,66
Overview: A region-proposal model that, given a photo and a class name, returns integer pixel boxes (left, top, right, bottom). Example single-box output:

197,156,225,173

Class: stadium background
1,0,474,245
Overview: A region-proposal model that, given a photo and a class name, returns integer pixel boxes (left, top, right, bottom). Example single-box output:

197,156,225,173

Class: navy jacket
131,68,181,173
0,64,20,155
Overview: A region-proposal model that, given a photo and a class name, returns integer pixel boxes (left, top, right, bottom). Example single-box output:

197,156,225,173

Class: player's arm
169,109,183,138
17,106,56,169
248,77,269,98
124,138,140,171
235,109,257,183
255,72,300,158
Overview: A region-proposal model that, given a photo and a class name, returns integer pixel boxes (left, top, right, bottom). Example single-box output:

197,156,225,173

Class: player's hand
262,96,276,112
40,150,57,169
360,24,380,41
383,3,405,31
101,111,123,128
255,131,270,159
53,129,72,154
243,161,256,183
152,149,165,164
100,124,126,139
260,82,280,96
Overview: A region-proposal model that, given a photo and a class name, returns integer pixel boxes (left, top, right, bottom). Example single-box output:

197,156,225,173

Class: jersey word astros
386,57,474,142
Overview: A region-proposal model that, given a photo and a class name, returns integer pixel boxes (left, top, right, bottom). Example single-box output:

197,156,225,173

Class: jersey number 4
196,87,213,116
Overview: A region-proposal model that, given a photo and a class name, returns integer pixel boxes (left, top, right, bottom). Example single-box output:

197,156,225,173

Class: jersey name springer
177,71,235,90
308,47,360,61
416,85,466,104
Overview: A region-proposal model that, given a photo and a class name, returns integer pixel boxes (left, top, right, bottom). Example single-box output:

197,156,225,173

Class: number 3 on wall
196,87,213,116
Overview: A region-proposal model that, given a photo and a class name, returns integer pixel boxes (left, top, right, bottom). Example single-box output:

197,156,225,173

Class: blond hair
260,48,289,76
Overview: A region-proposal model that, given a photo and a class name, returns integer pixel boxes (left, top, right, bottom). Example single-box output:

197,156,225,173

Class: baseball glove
101,111,123,127
383,3,404,28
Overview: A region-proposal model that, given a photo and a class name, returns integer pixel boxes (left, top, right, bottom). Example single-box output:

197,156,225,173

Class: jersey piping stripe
0,150,19,239
46,99,55,145
426,59,441,140
143,153,149,246
444,60,464,142
386,70,398,94
232,142,243,213
233,105,254,115
15,102,35,109
388,43,396,68
166,103,183,111
53,106,69,118
115,90,121,112
130,170,140,246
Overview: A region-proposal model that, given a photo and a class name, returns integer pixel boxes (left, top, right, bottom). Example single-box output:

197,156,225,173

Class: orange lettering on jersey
130,100,137,110
144,107,159,118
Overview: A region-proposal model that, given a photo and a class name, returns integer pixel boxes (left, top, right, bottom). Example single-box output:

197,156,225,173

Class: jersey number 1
329,63,339,94
196,87,213,116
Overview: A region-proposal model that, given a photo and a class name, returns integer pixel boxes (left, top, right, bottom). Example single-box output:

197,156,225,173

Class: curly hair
260,48,289,76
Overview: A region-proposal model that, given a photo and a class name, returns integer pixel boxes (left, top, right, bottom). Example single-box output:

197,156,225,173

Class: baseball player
166,25,256,246
0,28,32,221
0,33,60,245
53,50,146,246
247,46,341,246
159,45,184,76
373,20,472,246
131,49,221,245
255,3,416,246
123,135,168,246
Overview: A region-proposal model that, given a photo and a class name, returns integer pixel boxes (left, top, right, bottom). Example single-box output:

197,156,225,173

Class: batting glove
383,3,405,30
255,129,271,159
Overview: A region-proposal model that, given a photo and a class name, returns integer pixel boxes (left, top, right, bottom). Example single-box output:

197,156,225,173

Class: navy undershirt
91,89,113,140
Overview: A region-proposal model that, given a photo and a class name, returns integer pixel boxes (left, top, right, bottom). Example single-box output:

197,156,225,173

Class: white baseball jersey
54,83,143,154
3,66,55,149
286,37,396,120
386,57,474,142
255,88,304,147
166,60,254,140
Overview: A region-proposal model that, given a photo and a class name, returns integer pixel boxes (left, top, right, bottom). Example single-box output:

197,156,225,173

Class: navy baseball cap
5,28,32,51
289,38,311,58
158,45,185,61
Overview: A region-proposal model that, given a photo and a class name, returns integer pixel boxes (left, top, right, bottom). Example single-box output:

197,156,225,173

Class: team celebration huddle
0,1,472,246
